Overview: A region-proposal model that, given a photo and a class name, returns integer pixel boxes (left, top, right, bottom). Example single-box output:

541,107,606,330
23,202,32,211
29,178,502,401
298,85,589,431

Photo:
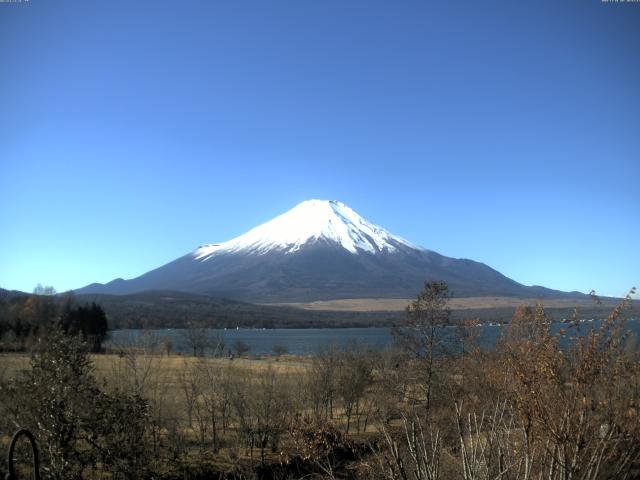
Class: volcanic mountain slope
76,200,579,302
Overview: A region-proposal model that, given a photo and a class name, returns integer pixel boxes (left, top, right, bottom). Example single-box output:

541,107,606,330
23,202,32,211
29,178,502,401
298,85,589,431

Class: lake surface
108,318,639,356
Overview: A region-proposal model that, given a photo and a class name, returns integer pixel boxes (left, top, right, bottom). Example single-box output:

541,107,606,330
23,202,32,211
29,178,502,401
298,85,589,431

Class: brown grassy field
0,351,311,374
266,295,623,312
0,351,319,476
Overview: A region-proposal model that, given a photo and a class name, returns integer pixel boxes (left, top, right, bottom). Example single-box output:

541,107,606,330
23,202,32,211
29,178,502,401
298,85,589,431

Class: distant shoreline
264,295,628,312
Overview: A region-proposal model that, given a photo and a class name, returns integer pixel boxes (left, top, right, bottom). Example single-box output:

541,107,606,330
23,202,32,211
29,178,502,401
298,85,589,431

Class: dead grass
0,352,29,377
265,296,624,312
1,352,311,388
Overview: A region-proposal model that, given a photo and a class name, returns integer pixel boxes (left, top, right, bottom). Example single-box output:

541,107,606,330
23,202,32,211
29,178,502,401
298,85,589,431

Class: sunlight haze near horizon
1,0,638,298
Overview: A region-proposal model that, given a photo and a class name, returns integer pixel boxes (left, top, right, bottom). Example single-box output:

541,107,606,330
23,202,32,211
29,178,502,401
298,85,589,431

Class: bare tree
161,336,172,356
194,358,231,452
181,322,209,357
272,342,289,357
233,339,251,357
377,412,442,480
105,332,177,470
336,347,374,433
178,359,201,429
108,331,161,397
307,343,339,421
229,366,291,464
393,281,451,412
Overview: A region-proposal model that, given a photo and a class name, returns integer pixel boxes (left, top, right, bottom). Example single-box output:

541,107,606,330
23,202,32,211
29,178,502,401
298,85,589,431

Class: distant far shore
265,295,628,312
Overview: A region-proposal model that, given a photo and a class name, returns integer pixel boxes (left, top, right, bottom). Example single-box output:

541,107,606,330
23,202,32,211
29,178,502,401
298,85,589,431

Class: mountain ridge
75,200,585,302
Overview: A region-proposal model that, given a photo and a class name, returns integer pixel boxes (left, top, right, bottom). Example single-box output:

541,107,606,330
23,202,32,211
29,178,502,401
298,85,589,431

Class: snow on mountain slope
193,200,422,260
74,199,580,302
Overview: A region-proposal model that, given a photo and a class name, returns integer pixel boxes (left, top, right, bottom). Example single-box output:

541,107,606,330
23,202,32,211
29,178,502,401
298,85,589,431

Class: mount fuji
76,200,575,302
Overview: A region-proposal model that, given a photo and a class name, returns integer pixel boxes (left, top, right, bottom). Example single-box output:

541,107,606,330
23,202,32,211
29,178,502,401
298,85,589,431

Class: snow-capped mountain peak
193,199,420,260
75,200,571,302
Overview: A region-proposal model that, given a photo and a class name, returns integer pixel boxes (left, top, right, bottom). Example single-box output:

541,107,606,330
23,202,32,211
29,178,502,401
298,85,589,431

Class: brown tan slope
266,296,617,312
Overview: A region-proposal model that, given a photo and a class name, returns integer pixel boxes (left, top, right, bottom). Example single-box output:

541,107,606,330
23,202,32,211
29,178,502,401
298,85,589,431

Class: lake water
108,318,639,356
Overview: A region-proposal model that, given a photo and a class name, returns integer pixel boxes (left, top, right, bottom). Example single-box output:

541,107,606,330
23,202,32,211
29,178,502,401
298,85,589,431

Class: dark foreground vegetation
0,286,108,353
0,282,638,479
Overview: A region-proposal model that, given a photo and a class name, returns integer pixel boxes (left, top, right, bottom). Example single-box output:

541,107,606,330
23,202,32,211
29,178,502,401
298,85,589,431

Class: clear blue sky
1,0,638,298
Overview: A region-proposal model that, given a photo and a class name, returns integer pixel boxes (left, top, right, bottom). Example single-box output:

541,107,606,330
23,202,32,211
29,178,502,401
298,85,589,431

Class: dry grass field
267,295,623,312
1,352,311,391
0,350,321,477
